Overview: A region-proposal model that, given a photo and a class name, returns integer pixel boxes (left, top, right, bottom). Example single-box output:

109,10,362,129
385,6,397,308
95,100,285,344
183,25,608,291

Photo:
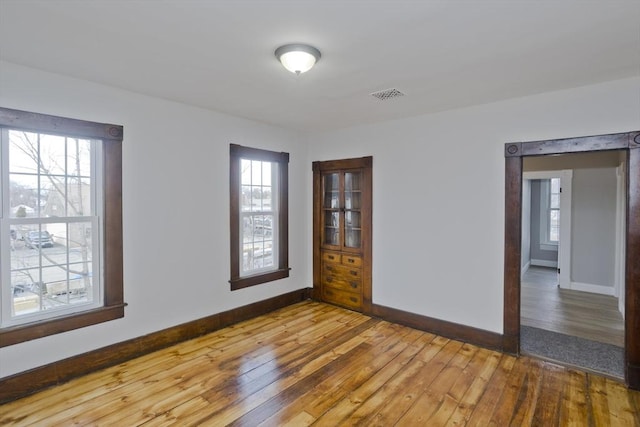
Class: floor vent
370,88,405,101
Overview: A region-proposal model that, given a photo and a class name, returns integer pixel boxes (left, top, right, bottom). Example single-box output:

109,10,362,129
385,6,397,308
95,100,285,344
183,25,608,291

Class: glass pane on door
323,172,340,247
345,210,361,249
323,173,339,209
345,229,361,248
345,171,361,191
344,172,362,209
345,211,361,228
323,211,340,246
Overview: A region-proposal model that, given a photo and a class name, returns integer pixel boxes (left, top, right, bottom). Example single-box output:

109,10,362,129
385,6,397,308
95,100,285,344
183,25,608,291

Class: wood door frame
503,130,640,390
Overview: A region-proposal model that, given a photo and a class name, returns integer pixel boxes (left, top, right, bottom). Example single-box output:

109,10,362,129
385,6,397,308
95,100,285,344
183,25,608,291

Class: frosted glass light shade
279,51,316,74
275,44,321,75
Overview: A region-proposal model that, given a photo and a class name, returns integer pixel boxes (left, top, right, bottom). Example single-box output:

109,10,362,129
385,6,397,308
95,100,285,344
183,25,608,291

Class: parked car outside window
24,231,54,248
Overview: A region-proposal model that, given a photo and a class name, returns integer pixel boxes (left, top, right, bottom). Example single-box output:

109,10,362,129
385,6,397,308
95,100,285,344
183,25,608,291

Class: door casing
503,130,640,390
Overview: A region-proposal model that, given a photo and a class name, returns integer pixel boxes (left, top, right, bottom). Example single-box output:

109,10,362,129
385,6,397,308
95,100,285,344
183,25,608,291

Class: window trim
538,179,559,249
539,178,561,246
547,178,560,243
229,144,289,290
0,107,124,347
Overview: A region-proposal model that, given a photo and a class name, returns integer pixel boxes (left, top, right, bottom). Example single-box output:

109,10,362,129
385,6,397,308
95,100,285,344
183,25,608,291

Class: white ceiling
1,0,639,132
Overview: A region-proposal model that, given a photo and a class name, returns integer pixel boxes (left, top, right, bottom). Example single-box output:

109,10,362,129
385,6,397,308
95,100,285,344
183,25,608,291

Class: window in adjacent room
0,107,124,347
548,178,560,242
539,177,560,248
229,144,289,290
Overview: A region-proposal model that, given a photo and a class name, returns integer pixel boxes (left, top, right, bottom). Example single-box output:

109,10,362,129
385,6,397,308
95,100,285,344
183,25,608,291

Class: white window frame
547,177,561,244
239,159,279,277
0,130,104,327
538,179,559,249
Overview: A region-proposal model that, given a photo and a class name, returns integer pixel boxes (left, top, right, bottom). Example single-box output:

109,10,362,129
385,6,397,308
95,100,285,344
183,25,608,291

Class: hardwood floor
2,301,639,426
521,266,624,347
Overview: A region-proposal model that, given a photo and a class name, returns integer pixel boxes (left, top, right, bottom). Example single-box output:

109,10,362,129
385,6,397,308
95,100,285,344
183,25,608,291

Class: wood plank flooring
2,301,639,426
521,266,624,347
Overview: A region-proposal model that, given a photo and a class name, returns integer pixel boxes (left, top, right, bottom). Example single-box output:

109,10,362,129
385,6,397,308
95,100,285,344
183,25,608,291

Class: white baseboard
530,259,558,268
521,261,531,276
570,281,615,296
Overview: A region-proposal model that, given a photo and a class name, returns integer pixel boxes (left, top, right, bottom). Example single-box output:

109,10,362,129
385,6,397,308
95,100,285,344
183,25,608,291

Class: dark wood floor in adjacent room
1,301,639,426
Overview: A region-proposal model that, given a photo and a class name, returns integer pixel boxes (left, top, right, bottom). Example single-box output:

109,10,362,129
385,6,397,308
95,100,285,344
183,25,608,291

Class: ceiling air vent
370,88,405,101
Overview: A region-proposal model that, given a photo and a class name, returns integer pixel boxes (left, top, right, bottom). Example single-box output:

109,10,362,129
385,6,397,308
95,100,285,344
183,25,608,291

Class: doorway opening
503,130,640,390
520,155,625,378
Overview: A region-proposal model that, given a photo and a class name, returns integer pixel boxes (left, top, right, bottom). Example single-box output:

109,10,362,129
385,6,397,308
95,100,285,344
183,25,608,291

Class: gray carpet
521,326,623,378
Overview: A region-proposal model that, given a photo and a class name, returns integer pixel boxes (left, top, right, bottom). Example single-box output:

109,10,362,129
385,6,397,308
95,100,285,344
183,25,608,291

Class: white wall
306,76,640,334
571,167,617,290
0,61,310,378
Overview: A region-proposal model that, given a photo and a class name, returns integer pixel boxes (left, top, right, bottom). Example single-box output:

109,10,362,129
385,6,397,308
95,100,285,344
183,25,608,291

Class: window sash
547,178,560,243
1,217,102,326
0,130,104,327
240,211,278,277
538,178,560,247
239,159,279,277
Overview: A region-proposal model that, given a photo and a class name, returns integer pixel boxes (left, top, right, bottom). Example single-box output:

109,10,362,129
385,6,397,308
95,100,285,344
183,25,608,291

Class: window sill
0,304,126,348
230,268,291,291
539,243,559,252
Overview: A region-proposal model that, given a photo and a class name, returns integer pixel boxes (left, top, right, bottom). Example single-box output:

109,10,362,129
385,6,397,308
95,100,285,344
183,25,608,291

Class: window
229,144,289,290
538,178,560,248
548,178,560,242
0,107,123,347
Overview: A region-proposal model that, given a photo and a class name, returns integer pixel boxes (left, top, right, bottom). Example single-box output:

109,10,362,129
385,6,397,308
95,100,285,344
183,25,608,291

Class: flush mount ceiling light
274,44,321,75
